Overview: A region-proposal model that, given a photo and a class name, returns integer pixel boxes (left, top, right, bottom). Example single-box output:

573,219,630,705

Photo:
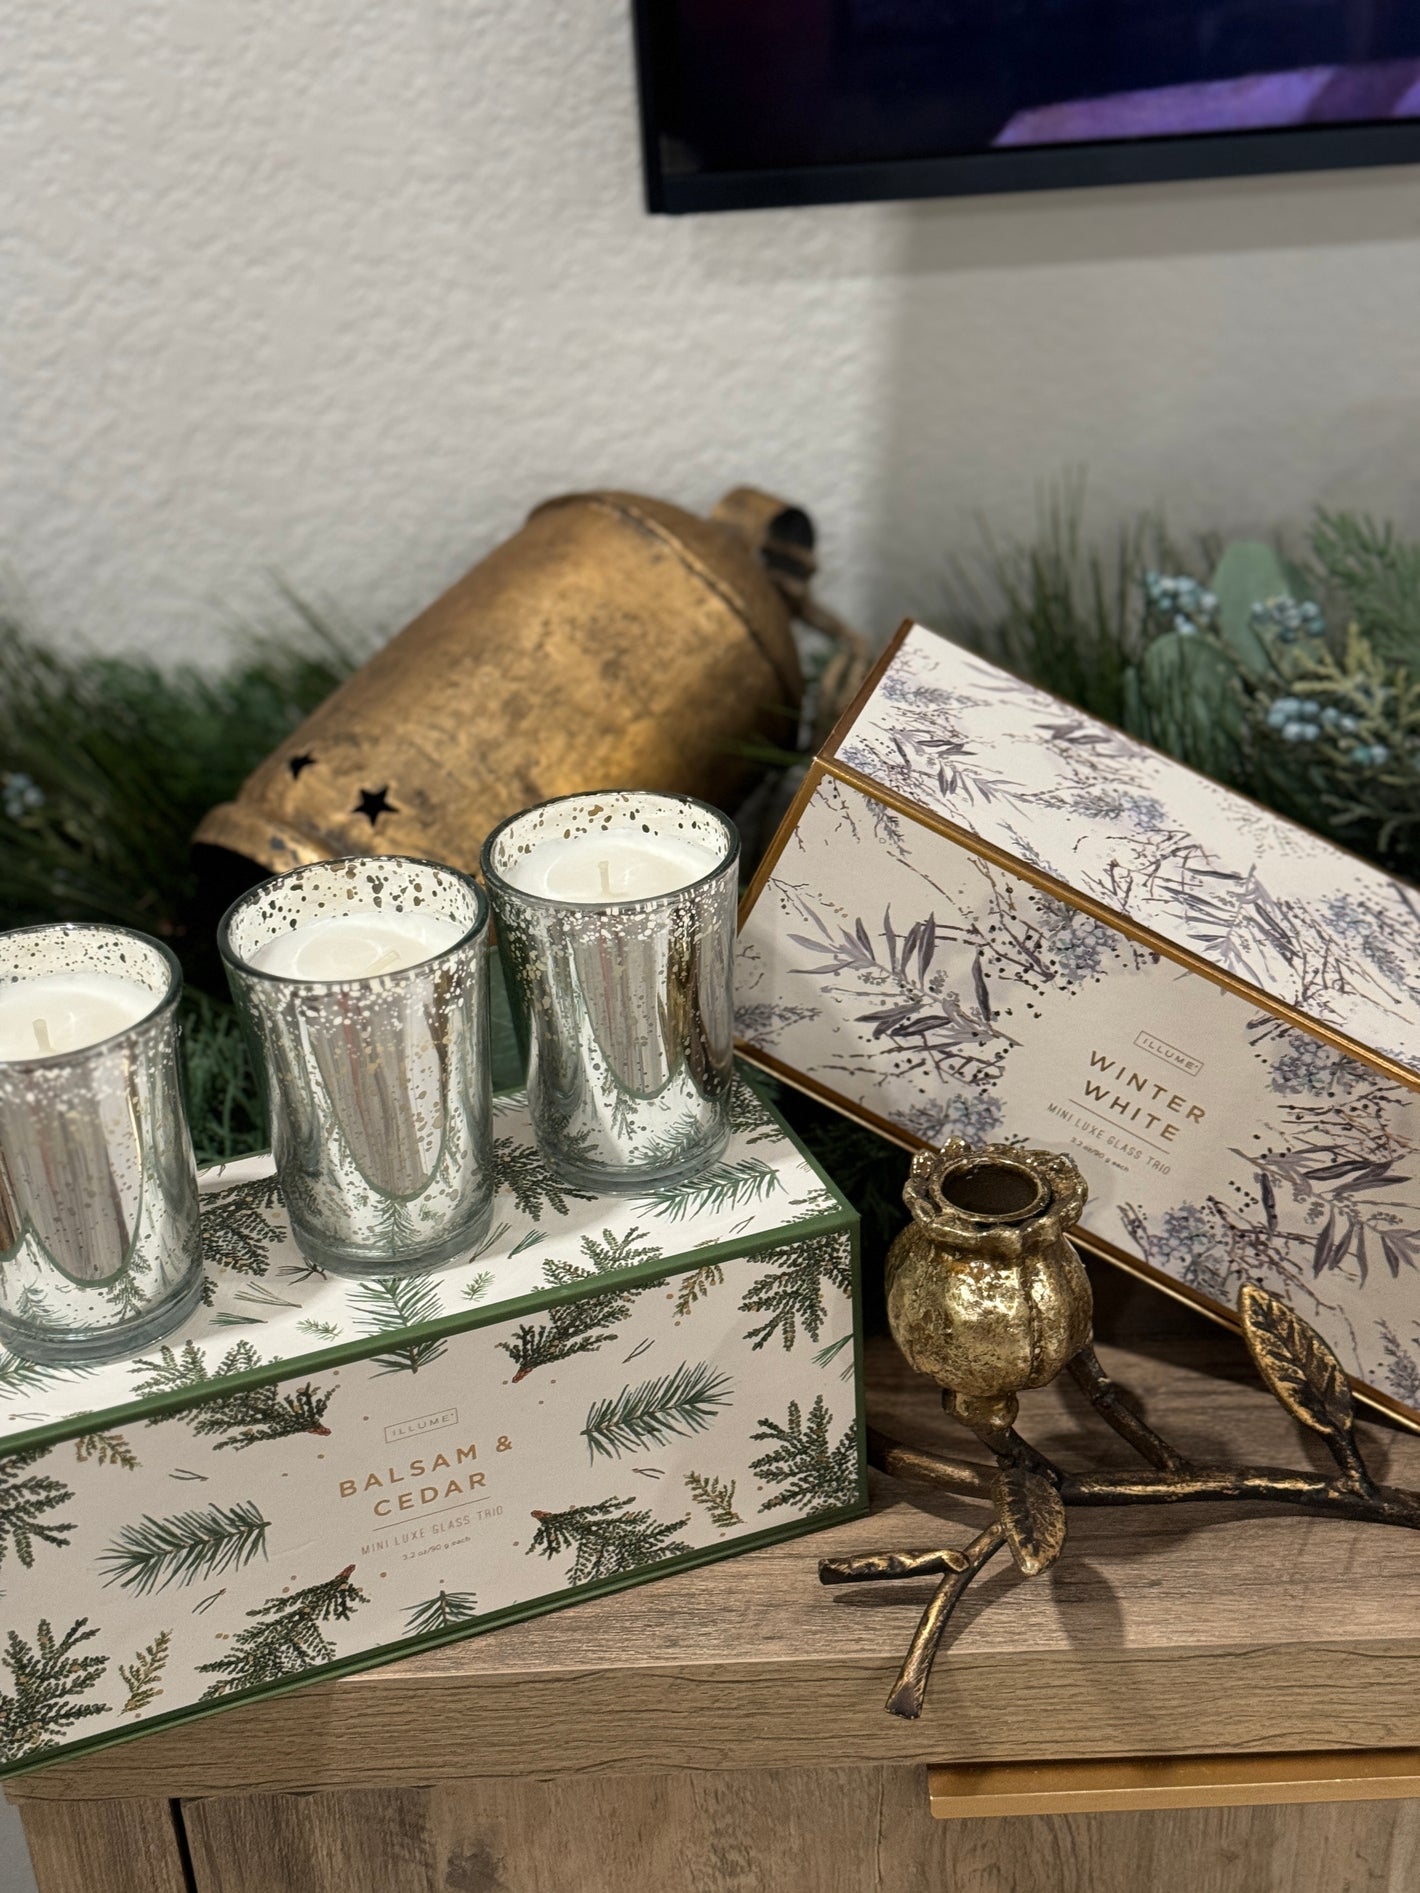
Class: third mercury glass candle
482,790,739,1191
220,856,493,1275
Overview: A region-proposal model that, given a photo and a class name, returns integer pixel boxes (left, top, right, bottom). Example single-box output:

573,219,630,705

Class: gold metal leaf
1239,1284,1355,1444
991,1467,1066,1577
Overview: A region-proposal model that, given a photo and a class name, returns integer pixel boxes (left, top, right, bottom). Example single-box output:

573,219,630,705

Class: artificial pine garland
0,610,357,1166
948,484,1420,882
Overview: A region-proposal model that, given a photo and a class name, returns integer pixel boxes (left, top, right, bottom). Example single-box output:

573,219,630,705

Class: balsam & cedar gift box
0,1076,863,1776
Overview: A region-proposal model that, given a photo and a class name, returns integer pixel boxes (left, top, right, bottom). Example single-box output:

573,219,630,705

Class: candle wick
369,948,402,975
32,1018,53,1053
598,859,613,898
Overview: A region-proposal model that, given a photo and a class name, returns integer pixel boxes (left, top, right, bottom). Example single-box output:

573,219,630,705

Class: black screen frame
631,0,1420,214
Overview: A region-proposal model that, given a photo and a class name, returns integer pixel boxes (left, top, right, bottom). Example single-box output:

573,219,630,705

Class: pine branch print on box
581,1362,733,1462
99,1499,271,1596
133,1340,337,1450
201,1176,285,1277
640,1158,781,1224
351,1271,447,1376
499,1229,660,1381
191,1379,335,1451
118,1630,171,1714
0,1447,75,1569
73,1432,138,1470
0,1619,108,1762
684,1471,743,1529
674,1263,724,1317
729,1078,782,1146
196,1566,368,1700
132,1338,251,1397
403,1589,479,1636
528,1498,693,1586
750,1395,859,1515
492,1137,595,1221
0,1351,88,1399
741,1233,852,1353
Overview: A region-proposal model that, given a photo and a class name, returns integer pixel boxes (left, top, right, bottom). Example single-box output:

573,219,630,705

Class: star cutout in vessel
287,752,316,779
353,785,399,827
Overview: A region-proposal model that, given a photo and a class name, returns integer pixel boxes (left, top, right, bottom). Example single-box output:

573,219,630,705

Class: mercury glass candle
220,856,493,1275
482,790,739,1191
0,924,202,1363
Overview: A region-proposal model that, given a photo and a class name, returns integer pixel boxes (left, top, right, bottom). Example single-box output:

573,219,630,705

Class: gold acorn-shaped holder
823,1140,1420,1719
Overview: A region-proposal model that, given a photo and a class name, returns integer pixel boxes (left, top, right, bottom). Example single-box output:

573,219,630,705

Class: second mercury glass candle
483,790,739,1191
220,856,493,1275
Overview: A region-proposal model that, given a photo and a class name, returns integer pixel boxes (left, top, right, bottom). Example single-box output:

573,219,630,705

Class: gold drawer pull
928,1750,1420,1820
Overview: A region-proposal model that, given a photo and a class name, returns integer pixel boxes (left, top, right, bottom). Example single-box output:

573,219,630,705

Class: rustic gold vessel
196,488,831,878
886,1141,1091,1420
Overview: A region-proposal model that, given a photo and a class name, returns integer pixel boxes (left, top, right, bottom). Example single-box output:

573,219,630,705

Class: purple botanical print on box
838,626,1420,1078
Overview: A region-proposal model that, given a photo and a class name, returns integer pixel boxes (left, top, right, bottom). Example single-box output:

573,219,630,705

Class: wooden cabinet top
11,1275,1420,1804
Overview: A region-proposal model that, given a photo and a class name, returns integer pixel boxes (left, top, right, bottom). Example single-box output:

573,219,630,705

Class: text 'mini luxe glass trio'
0,790,739,1365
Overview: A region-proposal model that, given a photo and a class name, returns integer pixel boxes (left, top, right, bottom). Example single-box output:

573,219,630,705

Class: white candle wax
500,830,719,903
250,908,464,981
0,971,155,1060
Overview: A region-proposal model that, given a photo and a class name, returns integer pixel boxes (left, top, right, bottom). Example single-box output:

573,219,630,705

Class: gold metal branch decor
822,1140,1420,1720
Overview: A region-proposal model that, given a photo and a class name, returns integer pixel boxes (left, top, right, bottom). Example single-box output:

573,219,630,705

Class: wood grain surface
180,1767,1420,1893
11,1264,1420,1804
17,1798,189,1893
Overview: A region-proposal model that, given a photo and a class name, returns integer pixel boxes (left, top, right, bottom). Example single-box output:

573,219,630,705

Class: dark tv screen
633,1,1420,211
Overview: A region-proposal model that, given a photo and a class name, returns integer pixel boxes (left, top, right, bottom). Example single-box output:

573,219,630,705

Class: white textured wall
6,0,1420,664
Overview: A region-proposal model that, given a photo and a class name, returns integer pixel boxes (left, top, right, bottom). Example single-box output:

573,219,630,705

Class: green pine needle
581,1360,733,1462
98,1498,271,1595
351,1271,448,1376
639,1158,780,1223
403,1589,479,1636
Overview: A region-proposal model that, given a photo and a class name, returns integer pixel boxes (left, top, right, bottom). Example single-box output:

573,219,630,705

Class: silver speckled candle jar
0,924,202,1364
482,790,738,1192
219,856,493,1275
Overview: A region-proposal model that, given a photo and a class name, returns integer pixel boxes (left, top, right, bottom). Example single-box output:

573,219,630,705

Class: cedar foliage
201,1177,285,1276
684,1471,743,1529
491,1138,596,1221
499,1229,660,1381
740,1234,852,1353
0,1618,108,1760
0,1447,75,1569
750,1394,859,1515
527,1497,693,1586
132,1339,337,1449
118,1630,172,1714
196,1566,368,1699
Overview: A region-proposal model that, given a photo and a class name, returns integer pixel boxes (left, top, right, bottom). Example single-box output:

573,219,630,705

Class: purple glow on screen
996,58,1420,148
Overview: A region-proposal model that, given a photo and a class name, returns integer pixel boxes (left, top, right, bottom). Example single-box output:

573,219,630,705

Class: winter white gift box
736,620,1420,1425
0,1077,862,1777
